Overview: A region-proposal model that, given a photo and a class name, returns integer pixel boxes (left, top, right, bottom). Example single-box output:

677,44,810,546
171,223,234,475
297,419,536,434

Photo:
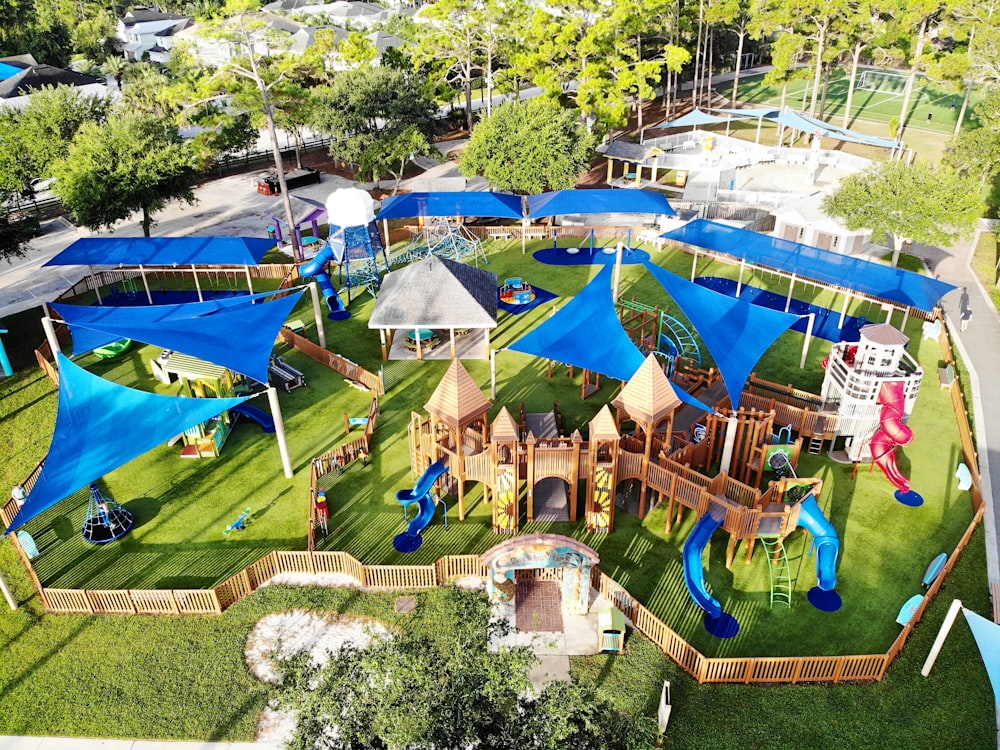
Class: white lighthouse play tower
820,323,923,462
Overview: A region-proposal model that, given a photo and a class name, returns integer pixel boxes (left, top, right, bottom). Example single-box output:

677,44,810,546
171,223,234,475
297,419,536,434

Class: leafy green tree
831,0,894,128
460,97,595,193
73,9,120,64
276,588,652,750
200,0,321,260
943,127,1000,190
309,65,437,184
51,110,197,236
823,160,982,266
11,85,109,184
338,31,378,66
0,210,40,263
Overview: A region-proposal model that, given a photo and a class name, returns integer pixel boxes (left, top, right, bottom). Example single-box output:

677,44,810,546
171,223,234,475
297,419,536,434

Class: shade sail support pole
267,386,294,479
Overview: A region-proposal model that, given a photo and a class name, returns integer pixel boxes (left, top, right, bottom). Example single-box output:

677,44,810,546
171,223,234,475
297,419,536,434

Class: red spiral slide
869,381,923,506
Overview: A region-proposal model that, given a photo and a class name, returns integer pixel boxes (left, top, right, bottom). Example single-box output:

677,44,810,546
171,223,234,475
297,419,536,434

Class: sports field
718,68,985,153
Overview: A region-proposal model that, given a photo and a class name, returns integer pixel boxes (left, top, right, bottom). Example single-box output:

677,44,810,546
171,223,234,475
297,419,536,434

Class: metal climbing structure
330,223,390,303
397,218,488,267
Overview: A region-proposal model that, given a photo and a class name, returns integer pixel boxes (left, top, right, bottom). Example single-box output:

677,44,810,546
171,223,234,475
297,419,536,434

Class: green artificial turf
0,238,989,741
3,241,978,656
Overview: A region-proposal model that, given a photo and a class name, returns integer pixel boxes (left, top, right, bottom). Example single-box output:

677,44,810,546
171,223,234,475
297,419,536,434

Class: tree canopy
51,110,197,237
460,97,595,194
823,160,983,265
275,588,654,750
309,65,437,186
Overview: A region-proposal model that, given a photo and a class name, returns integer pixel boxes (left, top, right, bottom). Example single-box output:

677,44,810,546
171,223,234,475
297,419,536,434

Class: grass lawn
715,69,986,165
0,238,990,742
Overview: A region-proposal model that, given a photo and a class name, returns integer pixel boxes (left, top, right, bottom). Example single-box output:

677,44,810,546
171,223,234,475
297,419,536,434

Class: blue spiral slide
797,493,843,612
300,243,351,320
393,461,449,553
682,505,740,638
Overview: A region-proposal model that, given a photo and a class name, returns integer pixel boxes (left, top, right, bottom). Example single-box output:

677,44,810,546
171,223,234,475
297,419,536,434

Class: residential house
118,7,193,63
0,56,111,110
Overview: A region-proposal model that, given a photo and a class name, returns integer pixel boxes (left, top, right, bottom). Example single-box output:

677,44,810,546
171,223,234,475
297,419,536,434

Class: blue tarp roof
0,62,23,80
644,262,799,409
52,290,304,383
527,189,676,218
508,266,711,410
377,192,523,220
653,107,899,149
8,354,250,531
652,108,729,129
44,237,276,267
663,220,956,313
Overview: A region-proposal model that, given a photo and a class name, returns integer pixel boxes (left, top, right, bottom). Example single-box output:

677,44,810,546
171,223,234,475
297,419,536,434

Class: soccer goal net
857,69,922,93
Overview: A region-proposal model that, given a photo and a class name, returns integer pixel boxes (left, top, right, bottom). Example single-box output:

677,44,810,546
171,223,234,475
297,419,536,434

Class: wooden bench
269,356,307,393
938,363,956,389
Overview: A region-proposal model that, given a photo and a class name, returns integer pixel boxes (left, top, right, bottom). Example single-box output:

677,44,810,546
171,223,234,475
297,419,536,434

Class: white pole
800,313,815,369
449,327,456,360
921,599,964,677
245,266,255,298
41,315,61,365
838,290,850,328
719,415,739,474
612,242,624,301
192,265,203,302
901,306,910,331
736,258,746,297
490,348,497,399
139,265,153,304
0,570,17,611
266,387,294,479
691,249,698,281
784,273,796,313
309,282,326,348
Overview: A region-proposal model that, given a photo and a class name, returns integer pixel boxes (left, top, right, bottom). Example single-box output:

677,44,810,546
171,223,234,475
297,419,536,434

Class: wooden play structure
407,356,843,573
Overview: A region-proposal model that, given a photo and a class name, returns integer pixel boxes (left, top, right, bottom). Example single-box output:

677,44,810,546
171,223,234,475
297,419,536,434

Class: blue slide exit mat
532,247,651,266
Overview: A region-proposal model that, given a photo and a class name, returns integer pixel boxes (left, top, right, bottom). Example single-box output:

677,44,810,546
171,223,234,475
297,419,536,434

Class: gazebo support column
414,327,422,361
449,328,456,359
379,328,388,360
606,158,614,184
483,328,490,360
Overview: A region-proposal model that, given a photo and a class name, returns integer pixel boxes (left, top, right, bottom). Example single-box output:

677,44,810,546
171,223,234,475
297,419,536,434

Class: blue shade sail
44,236,275,267
527,189,676,219
644,262,799,410
377,192,524,220
52,290,304,384
651,109,729,129
964,608,1000,705
7,354,250,531
663,220,956,313
508,266,712,411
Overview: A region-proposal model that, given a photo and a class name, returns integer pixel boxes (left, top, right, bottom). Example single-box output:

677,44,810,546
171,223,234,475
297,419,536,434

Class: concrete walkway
908,236,1000,588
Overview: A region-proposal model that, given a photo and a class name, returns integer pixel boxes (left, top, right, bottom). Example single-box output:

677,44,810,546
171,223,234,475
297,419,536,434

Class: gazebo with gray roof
368,255,498,361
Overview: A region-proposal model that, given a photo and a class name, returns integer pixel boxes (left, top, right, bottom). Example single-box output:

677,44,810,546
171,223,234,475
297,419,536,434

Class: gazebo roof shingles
368,255,498,329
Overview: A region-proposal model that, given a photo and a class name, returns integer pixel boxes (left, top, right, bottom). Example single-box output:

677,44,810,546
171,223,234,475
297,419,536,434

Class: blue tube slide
300,242,350,320
393,461,449,553
797,493,843,612
231,403,276,433
682,505,740,638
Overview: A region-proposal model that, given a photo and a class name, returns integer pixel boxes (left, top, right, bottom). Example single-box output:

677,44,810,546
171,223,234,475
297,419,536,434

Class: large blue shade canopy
8,354,250,531
45,237,276,267
644,262,799,410
52,290,305,384
652,108,729,129
664,220,956,313
508,266,711,410
964,608,1000,705
527,189,676,219
509,266,642,382
377,191,523,220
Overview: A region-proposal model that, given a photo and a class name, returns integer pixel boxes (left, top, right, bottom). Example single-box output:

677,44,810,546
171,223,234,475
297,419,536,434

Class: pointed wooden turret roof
589,405,620,441
424,358,492,427
612,353,682,425
491,406,520,441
